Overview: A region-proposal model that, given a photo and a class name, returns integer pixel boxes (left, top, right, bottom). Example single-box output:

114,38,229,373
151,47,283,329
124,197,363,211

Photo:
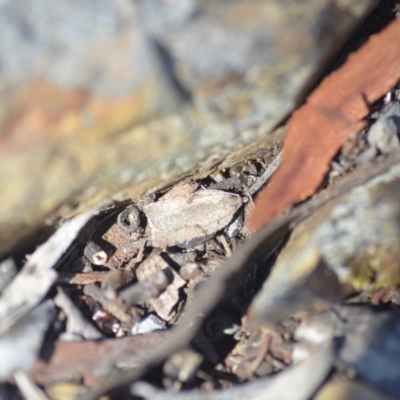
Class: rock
315,381,395,400
248,163,400,323
0,0,376,256
368,102,400,154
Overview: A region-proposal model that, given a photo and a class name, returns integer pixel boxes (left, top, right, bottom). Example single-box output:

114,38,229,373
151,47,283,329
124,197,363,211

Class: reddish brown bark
249,18,400,231
33,332,167,387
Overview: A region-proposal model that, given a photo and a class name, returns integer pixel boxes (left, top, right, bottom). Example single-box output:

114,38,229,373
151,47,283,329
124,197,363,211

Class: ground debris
119,270,170,306
54,287,103,340
163,349,203,385
78,149,400,399
136,254,186,321
224,330,271,379
83,283,135,327
4,133,400,400
131,314,166,335
83,241,108,266
100,220,140,270
57,271,109,285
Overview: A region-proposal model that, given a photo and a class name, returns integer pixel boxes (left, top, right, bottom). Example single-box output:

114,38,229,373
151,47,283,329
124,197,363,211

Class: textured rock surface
0,0,375,256
248,164,400,323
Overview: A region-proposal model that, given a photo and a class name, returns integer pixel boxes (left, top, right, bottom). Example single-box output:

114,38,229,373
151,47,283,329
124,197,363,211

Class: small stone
163,350,203,382
131,314,165,335
180,263,202,280
368,102,400,154
225,213,244,238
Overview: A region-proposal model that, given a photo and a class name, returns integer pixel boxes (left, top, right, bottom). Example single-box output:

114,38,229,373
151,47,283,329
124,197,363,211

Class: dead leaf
249,18,400,231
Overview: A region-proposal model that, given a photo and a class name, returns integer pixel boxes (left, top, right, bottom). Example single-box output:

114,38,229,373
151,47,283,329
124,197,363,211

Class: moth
144,185,243,248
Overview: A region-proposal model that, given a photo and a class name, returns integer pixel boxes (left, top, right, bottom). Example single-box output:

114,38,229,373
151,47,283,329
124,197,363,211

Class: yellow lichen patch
347,243,400,291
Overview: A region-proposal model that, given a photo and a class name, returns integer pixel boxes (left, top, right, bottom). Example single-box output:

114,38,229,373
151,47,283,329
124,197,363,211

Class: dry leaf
249,18,400,231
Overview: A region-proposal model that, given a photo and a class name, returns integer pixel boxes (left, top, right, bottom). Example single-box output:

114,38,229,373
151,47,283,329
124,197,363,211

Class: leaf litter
3,5,400,400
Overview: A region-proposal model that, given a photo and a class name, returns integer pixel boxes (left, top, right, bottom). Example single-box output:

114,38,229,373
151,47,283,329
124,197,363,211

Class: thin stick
249,153,281,195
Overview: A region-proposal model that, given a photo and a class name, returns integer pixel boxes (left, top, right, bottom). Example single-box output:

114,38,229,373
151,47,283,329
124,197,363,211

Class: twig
217,234,232,258
83,241,108,265
57,271,109,285
136,239,147,264
248,153,281,195
13,370,49,400
83,284,133,325
55,287,104,340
